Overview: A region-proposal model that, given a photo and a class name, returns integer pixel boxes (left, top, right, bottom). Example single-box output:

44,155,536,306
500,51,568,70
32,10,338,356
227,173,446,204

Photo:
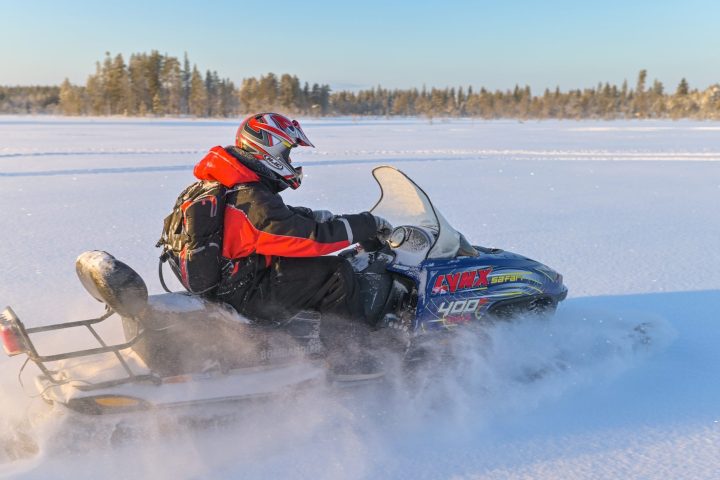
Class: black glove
374,215,393,242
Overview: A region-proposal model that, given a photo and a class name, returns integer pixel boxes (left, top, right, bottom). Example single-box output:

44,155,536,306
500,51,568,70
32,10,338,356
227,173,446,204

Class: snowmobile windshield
369,166,465,259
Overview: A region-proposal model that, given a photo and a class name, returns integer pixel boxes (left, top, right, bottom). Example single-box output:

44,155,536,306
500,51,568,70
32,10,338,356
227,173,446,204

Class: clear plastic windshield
369,166,462,259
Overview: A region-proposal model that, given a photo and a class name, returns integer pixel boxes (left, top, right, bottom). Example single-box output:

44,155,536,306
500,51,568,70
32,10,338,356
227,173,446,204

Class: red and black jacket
193,146,377,292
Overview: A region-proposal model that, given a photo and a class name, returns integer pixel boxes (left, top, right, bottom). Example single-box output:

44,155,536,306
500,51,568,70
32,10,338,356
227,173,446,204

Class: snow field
1,117,719,479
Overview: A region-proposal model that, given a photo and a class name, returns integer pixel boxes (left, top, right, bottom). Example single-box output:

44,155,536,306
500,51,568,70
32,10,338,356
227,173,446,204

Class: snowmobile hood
193,146,260,187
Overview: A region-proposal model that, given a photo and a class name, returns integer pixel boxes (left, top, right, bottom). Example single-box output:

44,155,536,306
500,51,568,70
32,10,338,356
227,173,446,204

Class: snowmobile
0,166,567,417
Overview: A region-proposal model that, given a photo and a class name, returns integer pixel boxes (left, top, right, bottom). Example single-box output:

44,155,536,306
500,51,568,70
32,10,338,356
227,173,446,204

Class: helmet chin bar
264,154,303,188
285,165,303,189
281,147,303,183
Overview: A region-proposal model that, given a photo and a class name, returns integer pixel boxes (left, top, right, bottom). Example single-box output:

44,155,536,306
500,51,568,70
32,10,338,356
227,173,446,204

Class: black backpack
157,181,228,295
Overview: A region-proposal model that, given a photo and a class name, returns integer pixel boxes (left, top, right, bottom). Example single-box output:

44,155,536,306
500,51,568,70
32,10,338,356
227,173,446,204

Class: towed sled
1,166,567,417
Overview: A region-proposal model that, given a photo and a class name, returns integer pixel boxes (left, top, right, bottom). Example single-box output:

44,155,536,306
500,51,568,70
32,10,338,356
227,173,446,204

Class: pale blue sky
1,0,718,92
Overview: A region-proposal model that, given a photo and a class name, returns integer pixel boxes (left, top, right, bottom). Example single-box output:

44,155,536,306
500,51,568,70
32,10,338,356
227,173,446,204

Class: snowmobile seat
75,251,149,318
74,251,290,377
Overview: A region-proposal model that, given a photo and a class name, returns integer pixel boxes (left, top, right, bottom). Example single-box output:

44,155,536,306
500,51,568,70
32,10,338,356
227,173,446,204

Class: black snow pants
234,256,362,322
224,256,373,369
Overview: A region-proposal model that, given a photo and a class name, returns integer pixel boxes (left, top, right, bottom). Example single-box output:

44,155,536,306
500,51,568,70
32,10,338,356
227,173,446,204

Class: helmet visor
290,119,314,147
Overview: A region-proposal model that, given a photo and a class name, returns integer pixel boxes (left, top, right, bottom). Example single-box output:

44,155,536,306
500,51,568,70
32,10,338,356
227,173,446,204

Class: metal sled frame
2,306,160,391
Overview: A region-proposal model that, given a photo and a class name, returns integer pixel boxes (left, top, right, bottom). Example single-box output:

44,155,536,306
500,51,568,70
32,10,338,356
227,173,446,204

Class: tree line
2,51,719,119
53,51,332,117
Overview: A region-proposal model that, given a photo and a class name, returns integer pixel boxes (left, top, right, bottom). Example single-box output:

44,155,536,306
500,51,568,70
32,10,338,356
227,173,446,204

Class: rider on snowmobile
192,112,392,376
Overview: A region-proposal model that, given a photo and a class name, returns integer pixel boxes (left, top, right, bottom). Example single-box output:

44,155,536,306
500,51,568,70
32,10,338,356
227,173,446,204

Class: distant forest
2,50,719,119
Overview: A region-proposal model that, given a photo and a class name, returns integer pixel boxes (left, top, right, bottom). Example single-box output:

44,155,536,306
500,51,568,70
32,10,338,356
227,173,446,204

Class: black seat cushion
75,251,148,317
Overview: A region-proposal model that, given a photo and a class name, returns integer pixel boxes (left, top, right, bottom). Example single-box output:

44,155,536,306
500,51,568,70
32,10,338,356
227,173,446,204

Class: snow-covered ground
0,116,719,479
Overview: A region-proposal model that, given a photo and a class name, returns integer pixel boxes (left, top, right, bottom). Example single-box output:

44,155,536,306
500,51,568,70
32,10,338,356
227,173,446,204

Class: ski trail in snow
2,147,720,160
0,149,204,159
0,164,195,177
5,151,720,178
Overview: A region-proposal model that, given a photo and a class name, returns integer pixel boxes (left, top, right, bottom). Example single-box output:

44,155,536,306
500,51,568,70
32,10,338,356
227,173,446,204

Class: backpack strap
158,256,172,293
